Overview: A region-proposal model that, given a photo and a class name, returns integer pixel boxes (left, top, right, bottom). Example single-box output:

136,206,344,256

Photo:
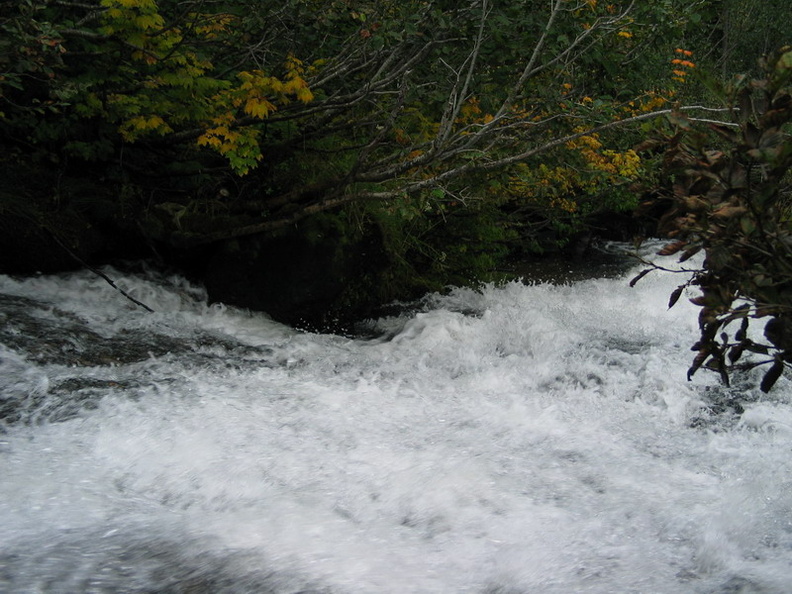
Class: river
1,245,791,593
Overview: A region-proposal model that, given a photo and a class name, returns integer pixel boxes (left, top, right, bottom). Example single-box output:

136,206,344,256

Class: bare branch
399,106,732,193
434,0,490,148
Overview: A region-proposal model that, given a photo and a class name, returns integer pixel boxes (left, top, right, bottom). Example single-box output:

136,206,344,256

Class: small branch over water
48,231,156,313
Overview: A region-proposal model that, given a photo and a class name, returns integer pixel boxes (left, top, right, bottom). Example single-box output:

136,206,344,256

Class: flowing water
1,247,791,593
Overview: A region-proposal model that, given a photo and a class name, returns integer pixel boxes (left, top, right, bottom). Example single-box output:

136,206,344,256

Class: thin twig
47,231,156,313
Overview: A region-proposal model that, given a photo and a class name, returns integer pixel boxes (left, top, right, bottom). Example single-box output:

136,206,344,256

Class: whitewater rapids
1,250,791,593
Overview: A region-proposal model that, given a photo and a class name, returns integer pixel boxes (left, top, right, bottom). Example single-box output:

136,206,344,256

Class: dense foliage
0,1,701,249
1,0,790,341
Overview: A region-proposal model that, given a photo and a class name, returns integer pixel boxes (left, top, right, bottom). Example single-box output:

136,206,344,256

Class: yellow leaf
296,87,314,103
283,76,309,95
146,115,171,134
197,133,222,148
244,97,276,118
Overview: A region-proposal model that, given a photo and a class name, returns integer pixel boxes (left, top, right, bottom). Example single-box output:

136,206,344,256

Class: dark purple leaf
668,286,684,309
760,359,785,393
629,268,652,287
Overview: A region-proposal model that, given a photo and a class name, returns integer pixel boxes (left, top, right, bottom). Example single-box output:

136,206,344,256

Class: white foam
1,256,790,592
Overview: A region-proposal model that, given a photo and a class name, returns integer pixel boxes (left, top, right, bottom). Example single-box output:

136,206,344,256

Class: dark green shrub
636,47,792,392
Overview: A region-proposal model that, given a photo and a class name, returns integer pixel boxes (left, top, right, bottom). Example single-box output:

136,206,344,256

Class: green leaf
740,216,756,235
777,50,792,70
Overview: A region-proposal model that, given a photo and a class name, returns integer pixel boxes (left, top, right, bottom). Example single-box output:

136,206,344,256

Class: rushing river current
1,246,791,593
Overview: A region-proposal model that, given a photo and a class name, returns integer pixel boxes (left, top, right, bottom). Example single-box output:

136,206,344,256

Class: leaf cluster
635,47,792,392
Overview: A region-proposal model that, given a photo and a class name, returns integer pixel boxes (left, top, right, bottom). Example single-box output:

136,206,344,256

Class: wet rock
0,294,188,366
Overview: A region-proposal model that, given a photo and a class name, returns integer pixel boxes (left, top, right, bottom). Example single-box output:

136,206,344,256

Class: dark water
508,241,641,284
